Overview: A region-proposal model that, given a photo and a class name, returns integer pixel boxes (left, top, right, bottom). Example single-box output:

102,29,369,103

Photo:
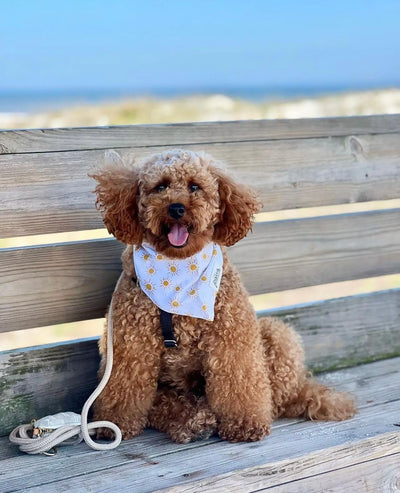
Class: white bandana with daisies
133,242,223,321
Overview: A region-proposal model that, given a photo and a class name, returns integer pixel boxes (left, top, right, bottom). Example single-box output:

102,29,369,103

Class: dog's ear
89,151,143,244
212,167,261,247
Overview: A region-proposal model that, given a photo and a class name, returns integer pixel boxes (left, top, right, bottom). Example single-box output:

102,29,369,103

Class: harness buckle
163,339,178,348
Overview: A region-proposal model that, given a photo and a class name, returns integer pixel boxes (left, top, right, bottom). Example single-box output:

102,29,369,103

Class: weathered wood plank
1,115,400,154
1,290,398,436
2,365,399,492
165,436,400,493
1,209,399,332
0,239,124,332
0,339,99,438
263,453,400,493
231,209,400,295
1,132,400,237
260,289,400,372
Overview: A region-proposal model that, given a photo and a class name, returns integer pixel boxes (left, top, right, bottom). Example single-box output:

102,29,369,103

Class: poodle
90,149,356,443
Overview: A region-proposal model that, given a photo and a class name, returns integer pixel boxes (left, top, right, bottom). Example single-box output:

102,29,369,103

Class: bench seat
2,356,399,492
1,115,399,492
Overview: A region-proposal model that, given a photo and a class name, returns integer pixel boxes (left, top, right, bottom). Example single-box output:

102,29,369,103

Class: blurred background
1,0,399,349
1,0,399,129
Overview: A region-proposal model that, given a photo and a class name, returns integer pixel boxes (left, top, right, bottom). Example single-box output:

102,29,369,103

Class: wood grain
1,357,399,491
0,339,99,438
261,289,400,372
1,114,400,154
230,208,400,295
1,290,398,436
1,132,400,237
166,437,400,493
1,209,399,332
0,239,124,332
264,453,400,493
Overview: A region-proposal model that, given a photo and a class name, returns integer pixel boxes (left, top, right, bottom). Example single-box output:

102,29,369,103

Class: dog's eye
155,183,168,193
189,183,201,193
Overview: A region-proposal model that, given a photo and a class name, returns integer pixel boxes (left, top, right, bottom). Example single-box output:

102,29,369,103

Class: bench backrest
1,115,399,436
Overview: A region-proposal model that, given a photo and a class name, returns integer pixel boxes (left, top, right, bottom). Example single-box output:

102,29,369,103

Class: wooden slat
230,208,400,295
261,289,400,372
1,209,399,332
1,132,399,237
167,436,400,493
0,239,124,332
1,114,400,154
1,357,399,491
0,339,99,438
1,290,398,436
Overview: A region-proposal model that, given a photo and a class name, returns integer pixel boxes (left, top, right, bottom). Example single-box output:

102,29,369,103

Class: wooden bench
1,115,399,492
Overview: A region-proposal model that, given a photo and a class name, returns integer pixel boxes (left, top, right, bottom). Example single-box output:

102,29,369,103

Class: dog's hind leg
148,387,217,443
259,317,356,421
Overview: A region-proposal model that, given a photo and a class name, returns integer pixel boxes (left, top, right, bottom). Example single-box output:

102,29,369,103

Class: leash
8,273,125,455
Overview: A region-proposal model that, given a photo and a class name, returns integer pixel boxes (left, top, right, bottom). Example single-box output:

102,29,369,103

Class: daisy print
188,288,198,299
139,250,151,262
187,261,199,274
160,278,173,290
168,262,179,276
143,280,155,292
170,299,180,312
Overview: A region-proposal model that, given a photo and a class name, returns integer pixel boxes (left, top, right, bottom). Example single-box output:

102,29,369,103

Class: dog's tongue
168,223,189,247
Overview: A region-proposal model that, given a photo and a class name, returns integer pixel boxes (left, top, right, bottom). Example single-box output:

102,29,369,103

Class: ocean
0,85,361,114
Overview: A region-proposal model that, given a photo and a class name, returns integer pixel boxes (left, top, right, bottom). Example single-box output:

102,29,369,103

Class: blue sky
1,0,399,91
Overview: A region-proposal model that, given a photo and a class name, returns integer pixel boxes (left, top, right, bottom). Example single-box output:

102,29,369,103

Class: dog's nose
168,203,186,219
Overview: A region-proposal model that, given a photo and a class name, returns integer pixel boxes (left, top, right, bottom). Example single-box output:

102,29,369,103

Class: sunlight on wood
0,228,110,248
1,274,398,351
255,199,400,223
1,199,399,249
250,274,400,311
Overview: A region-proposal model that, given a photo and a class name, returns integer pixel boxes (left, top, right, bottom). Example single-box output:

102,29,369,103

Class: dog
90,149,356,443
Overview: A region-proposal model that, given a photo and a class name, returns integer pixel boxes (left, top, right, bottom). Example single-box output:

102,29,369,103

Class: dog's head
90,149,261,258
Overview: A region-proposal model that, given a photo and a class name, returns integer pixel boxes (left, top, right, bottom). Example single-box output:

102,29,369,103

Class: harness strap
160,309,178,348
132,276,178,348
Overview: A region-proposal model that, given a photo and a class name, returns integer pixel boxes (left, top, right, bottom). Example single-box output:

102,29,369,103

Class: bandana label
133,242,223,321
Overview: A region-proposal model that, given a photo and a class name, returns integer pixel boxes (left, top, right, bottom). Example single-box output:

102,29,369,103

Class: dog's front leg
94,283,163,440
204,322,273,442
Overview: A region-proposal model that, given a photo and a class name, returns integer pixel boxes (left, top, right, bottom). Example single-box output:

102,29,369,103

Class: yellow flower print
171,300,180,309
188,262,198,274
156,254,163,260
161,278,172,289
168,264,178,276
201,275,207,282
144,282,154,291
148,267,155,275
202,305,207,311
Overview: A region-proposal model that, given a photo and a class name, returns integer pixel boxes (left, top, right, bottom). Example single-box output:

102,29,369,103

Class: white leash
9,273,124,455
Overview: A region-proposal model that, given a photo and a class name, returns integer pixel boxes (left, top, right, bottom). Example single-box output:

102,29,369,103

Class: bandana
133,242,223,321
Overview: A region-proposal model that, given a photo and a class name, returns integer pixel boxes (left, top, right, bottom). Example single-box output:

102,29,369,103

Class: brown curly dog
91,149,356,443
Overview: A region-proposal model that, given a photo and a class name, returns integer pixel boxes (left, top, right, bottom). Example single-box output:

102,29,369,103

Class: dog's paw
95,421,145,441
218,417,271,442
95,426,116,441
170,409,218,444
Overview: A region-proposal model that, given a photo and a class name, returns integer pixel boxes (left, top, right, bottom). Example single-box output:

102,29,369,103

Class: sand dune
0,88,399,129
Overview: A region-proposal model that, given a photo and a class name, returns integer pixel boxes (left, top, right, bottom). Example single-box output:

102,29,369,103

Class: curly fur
90,149,356,443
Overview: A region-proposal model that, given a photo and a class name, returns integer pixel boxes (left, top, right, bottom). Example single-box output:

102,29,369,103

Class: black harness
132,276,178,348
